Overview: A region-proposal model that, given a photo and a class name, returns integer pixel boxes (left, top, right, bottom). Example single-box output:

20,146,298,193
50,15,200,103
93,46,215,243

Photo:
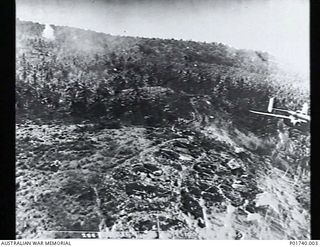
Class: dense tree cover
16,19,308,135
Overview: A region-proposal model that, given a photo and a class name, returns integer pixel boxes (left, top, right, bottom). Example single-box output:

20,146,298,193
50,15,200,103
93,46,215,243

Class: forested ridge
16,19,308,134
16,19,310,239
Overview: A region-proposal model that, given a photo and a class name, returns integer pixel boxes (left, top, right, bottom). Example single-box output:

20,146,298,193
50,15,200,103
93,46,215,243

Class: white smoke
17,0,309,79
42,24,55,40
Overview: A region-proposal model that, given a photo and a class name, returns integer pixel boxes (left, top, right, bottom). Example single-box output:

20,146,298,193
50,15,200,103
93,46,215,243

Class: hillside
16,19,310,239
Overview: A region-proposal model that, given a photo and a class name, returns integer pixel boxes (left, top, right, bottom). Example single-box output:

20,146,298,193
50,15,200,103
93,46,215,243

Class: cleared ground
16,122,310,239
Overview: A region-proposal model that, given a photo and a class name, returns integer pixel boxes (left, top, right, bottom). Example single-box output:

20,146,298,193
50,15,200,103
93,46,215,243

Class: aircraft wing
249,110,292,120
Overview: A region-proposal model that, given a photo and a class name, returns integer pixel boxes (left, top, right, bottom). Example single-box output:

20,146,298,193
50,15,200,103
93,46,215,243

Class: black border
311,0,320,240
0,0,317,241
0,0,16,240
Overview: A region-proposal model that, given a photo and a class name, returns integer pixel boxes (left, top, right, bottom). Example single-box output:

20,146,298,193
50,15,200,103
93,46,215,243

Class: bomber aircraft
250,97,310,131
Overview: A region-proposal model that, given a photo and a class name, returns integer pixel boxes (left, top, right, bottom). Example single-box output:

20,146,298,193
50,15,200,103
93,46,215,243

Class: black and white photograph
15,0,310,239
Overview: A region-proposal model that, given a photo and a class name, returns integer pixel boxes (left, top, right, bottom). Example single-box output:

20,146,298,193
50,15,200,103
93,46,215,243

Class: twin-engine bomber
250,97,310,131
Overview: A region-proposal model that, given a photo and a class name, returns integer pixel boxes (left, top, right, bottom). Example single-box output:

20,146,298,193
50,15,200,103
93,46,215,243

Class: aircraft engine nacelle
283,118,309,132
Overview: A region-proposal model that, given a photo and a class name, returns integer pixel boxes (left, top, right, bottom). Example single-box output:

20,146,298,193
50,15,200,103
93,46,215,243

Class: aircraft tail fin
300,103,309,115
267,97,274,113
